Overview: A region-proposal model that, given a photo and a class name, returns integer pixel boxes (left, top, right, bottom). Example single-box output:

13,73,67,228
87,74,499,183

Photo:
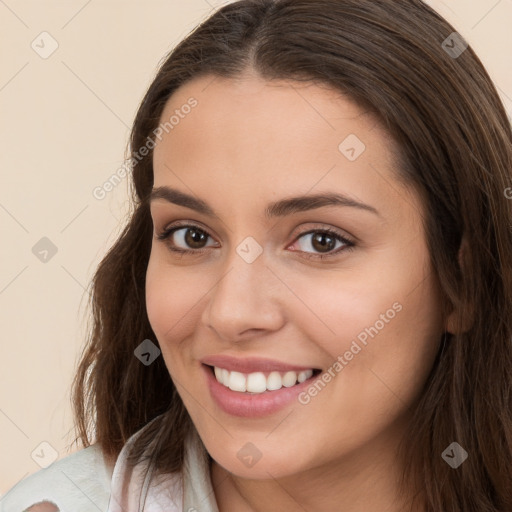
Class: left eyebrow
149,186,381,219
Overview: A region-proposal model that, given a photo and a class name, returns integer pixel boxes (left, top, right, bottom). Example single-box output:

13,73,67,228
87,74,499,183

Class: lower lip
202,363,319,418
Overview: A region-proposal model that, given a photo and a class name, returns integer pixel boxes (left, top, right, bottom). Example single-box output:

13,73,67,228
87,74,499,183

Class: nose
201,246,285,342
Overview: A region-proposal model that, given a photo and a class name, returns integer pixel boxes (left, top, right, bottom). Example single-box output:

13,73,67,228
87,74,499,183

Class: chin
206,437,311,481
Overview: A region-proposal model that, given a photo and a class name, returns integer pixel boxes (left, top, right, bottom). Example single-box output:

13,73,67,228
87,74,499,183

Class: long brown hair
72,1,512,509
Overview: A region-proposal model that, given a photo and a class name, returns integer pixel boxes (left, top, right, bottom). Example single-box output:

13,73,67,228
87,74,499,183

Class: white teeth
213,366,314,394
282,371,298,387
228,371,247,392
267,371,283,391
246,372,267,393
297,370,312,383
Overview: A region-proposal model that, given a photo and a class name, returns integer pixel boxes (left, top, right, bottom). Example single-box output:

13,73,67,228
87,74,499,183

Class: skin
146,71,455,512
25,502,59,512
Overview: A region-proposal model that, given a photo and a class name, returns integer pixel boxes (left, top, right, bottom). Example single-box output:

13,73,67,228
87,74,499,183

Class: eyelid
158,220,355,242
156,220,220,247
289,222,356,244
156,220,356,260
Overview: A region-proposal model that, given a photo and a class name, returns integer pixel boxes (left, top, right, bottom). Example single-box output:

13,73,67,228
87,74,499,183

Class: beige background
0,0,511,494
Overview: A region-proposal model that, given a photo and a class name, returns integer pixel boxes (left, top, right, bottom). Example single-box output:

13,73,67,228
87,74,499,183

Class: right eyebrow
149,186,381,219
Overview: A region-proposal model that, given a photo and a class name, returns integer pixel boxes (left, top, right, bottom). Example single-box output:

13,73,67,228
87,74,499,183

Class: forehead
151,73,413,223
156,73,382,151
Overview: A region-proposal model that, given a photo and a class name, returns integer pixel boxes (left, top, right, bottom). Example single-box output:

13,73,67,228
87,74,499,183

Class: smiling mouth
205,364,322,394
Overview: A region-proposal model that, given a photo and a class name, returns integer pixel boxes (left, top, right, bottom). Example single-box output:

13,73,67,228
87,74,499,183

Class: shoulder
0,444,113,512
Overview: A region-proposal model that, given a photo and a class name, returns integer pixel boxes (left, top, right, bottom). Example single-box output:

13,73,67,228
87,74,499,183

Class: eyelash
156,222,356,260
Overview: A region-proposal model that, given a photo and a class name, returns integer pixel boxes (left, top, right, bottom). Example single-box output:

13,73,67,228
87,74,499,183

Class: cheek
326,273,442,410
145,250,205,357
291,247,444,406
286,276,443,463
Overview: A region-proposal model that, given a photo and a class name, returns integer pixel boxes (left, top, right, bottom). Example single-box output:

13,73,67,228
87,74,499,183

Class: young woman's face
146,72,447,480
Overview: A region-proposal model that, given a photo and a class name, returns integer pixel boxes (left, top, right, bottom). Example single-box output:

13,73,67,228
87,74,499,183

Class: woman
3,0,511,511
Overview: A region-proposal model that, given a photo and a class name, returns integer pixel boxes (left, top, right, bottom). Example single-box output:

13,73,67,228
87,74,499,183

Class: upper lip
201,354,320,374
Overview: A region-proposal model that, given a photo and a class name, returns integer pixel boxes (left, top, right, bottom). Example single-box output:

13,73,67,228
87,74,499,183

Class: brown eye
291,228,354,259
157,224,217,253
157,223,355,260
311,232,338,253
181,226,210,249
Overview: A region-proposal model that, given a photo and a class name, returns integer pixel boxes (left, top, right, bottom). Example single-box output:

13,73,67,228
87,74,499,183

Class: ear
444,234,474,334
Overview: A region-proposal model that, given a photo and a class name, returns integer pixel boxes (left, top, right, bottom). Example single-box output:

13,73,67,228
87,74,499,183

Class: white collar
108,420,219,512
